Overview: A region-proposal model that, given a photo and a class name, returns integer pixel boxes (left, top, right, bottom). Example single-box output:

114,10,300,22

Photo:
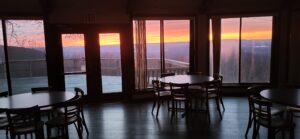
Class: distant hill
0,46,46,60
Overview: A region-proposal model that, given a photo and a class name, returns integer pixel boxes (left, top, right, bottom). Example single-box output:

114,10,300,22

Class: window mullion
160,20,165,73
2,20,12,95
238,17,242,84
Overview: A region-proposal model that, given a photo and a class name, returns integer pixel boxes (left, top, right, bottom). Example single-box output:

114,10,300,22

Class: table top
260,88,300,108
159,74,214,85
0,91,75,109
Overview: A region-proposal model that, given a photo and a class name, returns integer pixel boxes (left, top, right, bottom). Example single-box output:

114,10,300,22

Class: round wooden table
0,91,76,109
260,88,300,108
159,74,214,84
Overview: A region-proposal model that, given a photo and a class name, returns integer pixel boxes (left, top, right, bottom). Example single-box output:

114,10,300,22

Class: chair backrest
161,72,175,78
186,71,202,75
60,98,81,124
0,91,8,97
6,106,41,132
213,73,223,82
203,80,221,93
247,85,270,96
170,83,189,98
74,87,84,98
152,80,160,92
249,95,272,127
31,87,52,93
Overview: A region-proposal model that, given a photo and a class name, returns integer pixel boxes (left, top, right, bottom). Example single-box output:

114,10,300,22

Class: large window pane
99,33,122,93
146,20,161,86
209,19,213,76
61,34,87,94
0,21,8,92
164,20,190,74
220,18,240,83
6,20,48,94
241,17,272,83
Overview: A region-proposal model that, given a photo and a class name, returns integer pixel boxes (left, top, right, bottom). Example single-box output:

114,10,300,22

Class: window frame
210,15,275,85
133,17,194,76
0,18,48,95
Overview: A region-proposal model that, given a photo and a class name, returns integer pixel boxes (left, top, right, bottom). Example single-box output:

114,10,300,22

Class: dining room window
5,20,48,94
217,16,273,83
133,19,191,89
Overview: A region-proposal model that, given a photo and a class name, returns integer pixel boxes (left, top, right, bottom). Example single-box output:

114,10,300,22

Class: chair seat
13,121,43,134
270,107,285,115
55,106,78,115
46,115,79,126
257,117,290,128
188,85,202,92
0,112,6,117
155,91,171,97
40,106,53,112
173,94,187,101
287,106,300,112
198,92,218,98
0,117,8,128
163,86,180,91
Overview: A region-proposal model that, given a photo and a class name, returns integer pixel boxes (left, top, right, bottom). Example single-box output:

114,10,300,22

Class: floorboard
1,97,299,139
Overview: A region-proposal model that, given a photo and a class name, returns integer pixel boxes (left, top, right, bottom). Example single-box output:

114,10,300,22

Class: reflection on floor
0,97,299,139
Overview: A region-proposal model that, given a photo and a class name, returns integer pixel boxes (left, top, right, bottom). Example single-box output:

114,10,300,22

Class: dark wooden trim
189,19,195,72
1,20,12,95
85,30,101,96
208,11,278,18
132,15,196,20
238,18,242,83
44,23,65,91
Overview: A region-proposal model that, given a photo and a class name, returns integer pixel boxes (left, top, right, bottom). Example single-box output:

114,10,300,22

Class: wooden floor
1,97,300,139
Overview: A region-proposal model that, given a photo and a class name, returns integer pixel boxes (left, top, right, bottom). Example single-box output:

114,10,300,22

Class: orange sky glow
4,18,272,48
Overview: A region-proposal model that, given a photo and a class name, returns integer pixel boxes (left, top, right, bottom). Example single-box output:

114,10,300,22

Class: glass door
61,34,87,94
98,33,122,93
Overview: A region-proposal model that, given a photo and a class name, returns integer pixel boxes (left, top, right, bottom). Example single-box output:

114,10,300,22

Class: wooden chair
169,83,190,121
250,96,294,139
46,94,83,139
31,87,54,119
213,73,225,110
200,80,223,124
286,106,300,139
74,87,89,135
54,87,89,136
0,91,9,136
151,80,172,117
244,86,285,137
6,106,44,139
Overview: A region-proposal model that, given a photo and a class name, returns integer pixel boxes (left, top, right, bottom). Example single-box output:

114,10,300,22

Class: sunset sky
1,17,272,48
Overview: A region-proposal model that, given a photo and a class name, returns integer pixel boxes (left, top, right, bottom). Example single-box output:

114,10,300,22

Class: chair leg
151,99,157,114
65,125,69,139
267,128,275,139
253,121,260,139
46,126,51,139
206,98,210,124
171,100,175,122
219,96,225,110
245,112,253,137
156,100,161,117
75,120,83,139
81,111,89,135
215,98,222,118
5,127,9,136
